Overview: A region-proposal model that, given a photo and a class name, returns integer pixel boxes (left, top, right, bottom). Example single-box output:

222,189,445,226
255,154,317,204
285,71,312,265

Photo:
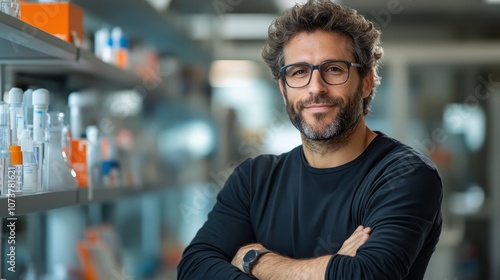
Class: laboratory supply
101,35,114,64
101,160,121,187
23,89,34,127
0,102,10,150
68,90,99,139
33,88,50,191
70,138,87,187
9,145,22,193
20,130,38,193
0,103,9,195
0,150,9,196
45,112,77,190
32,88,49,142
111,27,128,69
8,87,24,146
20,2,84,44
86,125,101,189
1,0,20,18
94,27,109,59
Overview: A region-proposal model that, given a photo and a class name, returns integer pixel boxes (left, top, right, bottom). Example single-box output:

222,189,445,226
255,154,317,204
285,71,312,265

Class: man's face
279,30,372,141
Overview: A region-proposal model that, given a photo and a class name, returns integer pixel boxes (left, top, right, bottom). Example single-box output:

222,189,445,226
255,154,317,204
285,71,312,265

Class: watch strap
244,249,272,277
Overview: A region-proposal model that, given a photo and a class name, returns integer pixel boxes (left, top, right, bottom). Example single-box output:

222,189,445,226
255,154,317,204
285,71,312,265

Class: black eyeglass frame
279,60,363,88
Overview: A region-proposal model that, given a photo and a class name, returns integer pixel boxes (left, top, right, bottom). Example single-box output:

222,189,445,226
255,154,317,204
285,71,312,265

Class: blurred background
1,0,499,279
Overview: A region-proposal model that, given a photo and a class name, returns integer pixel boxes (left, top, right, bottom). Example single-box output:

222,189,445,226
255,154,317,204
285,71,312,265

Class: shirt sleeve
177,159,256,280
326,160,443,280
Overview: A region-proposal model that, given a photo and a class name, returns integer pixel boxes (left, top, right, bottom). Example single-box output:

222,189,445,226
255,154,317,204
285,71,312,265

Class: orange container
70,138,87,187
20,2,84,44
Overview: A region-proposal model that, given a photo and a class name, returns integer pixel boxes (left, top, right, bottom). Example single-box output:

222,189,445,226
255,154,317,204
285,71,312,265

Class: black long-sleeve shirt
178,132,443,279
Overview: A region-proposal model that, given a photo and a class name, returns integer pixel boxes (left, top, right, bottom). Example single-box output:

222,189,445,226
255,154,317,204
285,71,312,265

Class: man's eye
289,67,310,76
293,69,307,75
325,66,343,73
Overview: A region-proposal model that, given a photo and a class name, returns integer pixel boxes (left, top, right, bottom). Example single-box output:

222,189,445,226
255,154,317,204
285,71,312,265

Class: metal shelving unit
0,13,167,218
0,185,165,218
0,190,77,218
0,12,149,92
71,0,212,64
0,12,77,63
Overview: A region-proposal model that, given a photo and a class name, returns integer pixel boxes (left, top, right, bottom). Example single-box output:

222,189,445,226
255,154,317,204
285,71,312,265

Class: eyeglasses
280,60,363,88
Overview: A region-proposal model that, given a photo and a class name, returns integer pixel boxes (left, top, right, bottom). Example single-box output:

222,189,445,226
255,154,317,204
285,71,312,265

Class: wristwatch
242,249,272,277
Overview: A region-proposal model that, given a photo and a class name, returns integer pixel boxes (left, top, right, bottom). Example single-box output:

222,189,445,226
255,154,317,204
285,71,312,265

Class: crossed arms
230,226,372,280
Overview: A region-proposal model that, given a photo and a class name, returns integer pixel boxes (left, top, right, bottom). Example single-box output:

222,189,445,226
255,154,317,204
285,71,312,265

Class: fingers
337,226,371,257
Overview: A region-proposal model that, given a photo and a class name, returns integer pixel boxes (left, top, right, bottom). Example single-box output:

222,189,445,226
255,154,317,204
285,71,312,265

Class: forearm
178,246,255,280
253,253,332,280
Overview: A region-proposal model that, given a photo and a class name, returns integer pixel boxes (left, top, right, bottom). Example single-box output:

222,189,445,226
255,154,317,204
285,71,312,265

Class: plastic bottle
101,136,121,187
101,36,114,64
0,150,10,196
68,91,99,188
86,125,101,189
45,112,77,190
0,103,9,195
9,87,24,146
94,27,109,60
32,88,50,191
20,130,38,193
32,88,50,143
111,27,128,69
68,91,99,139
0,103,10,149
1,0,20,18
9,145,23,193
23,89,34,127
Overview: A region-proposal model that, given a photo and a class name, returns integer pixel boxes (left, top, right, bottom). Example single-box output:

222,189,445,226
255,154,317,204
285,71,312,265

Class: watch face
243,249,258,263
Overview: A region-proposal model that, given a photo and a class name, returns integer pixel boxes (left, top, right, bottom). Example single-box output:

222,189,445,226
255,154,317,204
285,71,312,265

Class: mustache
297,95,343,111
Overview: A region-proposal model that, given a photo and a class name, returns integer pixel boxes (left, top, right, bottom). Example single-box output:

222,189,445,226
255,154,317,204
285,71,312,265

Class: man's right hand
337,226,371,257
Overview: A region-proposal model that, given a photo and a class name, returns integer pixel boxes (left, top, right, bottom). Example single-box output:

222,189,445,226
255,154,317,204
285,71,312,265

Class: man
177,1,442,279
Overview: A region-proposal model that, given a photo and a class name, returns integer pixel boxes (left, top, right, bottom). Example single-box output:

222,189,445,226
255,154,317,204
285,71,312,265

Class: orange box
20,2,83,45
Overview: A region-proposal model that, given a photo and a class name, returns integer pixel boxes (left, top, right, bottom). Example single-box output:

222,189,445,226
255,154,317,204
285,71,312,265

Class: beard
285,83,364,141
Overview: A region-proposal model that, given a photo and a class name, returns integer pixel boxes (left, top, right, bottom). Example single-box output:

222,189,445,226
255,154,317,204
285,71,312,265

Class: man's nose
307,69,328,94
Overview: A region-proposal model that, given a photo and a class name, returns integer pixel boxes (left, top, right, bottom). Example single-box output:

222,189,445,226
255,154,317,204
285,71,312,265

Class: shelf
0,189,77,218
0,12,77,63
76,48,144,89
77,185,165,205
0,185,165,218
0,12,152,92
71,0,212,64
0,12,169,218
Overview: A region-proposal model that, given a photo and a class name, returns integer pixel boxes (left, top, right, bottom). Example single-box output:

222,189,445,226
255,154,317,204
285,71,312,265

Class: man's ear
278,79,287,105
362,70,375,99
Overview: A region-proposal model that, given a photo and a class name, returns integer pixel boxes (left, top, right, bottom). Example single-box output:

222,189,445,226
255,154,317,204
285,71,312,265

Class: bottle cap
32,88,50,106
9,87,23,104
107,36,113,47
101,160,120,175
119,36,128,48
10,145,22,165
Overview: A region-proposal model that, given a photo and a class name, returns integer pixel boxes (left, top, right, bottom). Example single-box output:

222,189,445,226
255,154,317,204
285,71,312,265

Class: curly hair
261,0,384,115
